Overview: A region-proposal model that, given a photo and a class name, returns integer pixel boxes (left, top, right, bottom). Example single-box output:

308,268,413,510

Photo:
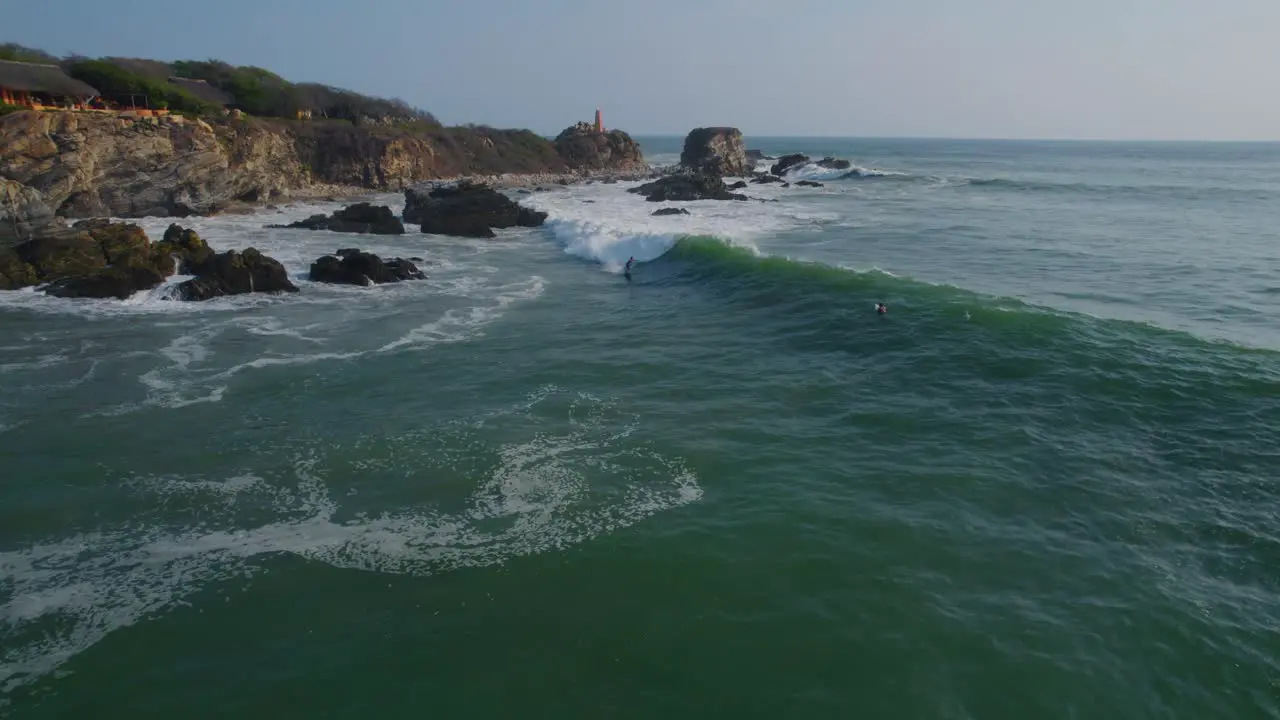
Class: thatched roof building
167,77,233,107
0,59,98,99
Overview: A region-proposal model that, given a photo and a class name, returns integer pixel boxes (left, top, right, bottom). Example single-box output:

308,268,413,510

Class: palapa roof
167,77,233,106
0,59,98,98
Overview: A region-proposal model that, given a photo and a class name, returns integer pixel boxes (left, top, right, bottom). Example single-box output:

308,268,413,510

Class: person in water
624,257,634,279
876,303,887,315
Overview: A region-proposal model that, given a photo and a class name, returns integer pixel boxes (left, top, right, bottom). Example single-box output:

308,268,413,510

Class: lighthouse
594,108,603,133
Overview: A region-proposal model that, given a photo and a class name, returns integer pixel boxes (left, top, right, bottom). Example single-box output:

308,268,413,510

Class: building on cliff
0,59,99,109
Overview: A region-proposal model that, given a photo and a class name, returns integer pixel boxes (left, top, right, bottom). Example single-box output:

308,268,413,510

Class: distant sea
2,137,1279,718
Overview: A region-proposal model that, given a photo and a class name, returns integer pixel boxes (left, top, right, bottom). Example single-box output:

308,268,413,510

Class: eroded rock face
679,128,749,177
404,182,547,238
271,203,405,235
629,172,748,202
309,249,425,286
553,123,646,171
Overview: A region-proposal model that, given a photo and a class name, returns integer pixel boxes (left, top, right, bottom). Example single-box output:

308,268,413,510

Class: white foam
525,182,794,272
0,390,702,698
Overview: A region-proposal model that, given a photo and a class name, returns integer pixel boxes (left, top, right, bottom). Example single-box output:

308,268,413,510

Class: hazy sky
5,0,1279,139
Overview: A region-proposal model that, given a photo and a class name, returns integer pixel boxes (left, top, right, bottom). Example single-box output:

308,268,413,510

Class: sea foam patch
0,387,700,700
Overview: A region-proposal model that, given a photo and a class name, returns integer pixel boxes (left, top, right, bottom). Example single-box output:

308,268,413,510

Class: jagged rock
770,154,809,176
782,182,791,188
629,171,748,202
553,123,645,171
0,221,185,299
795,180,825,188
158,224,214,274
745,149,772,164
269,202,405,235
173,248,298,301
404,182,547,238
680,128,749,177
652,207,690,216
816,157,851,170
309,249,425,286
728,180,748,190
751,175,784,184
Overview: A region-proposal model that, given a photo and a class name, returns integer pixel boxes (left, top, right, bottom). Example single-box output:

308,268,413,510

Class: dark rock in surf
42,264,168,300
310,249,425,286
816,157,851,170
159,224,214,274
770,154,809,176
652,207,690,216
795,180,825,188
404,181,547,238
268,202,405,235
629,171,747,202
751,175,784,184
173,248,298,301
728,180,748,190
745,149,772,164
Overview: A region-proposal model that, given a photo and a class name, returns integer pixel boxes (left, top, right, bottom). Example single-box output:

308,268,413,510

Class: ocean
2,136,1279,718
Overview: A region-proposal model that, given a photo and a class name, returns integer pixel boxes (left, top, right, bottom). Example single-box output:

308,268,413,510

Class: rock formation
173,248,297,301
679,128,750,177
404,181,547,238
816,157,851,170
728,180,748,189
795,180,825,188
652,207,690,216
0,219,296,301
629,172,748,202
309,249,425,286
553,123,645,172
770,154,809,177
751,175,784,185
270,203,405,234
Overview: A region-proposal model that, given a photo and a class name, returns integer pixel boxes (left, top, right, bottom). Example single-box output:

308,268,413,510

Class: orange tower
594,108,603,133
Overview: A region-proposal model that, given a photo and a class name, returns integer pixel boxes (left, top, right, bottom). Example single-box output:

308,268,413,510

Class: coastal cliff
0,110,644,244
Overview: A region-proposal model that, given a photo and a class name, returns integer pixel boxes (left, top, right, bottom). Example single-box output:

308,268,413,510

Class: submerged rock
404,181,548,238
680,127,750,177
770,154,809,177
652,207,690,216
269,202,405,235
310,249,425,286
751,175,784,185
795,180,825,188
629,171,747,202
728,180,748,190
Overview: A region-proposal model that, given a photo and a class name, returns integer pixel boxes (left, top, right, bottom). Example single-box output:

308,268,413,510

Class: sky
4,0,1279,140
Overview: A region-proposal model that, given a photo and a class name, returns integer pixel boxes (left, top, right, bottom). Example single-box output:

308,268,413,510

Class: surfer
876,303,887,315
624,257,634,281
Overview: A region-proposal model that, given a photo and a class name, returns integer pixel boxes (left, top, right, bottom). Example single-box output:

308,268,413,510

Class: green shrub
64,60,214,115
0,102,26,117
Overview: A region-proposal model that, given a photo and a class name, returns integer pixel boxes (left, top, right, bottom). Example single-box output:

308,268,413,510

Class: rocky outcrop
745,149,772,165
652,207,690,216
553,123,645,171
680,128,749,177
404,182,547,238
309,249,425,286
795,180,824,188
160,224,214,273
770,154,809,177
629,171,748,202
173,248,297,301
728,180,748,189
1,220,170,298
0,219,296,301
270,203,405,234
816,157,851,170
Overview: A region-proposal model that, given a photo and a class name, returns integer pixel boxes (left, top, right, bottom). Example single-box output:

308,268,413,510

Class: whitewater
3,136,1280,719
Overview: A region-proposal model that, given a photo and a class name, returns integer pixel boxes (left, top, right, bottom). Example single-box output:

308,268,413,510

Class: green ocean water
2,138,1280,718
